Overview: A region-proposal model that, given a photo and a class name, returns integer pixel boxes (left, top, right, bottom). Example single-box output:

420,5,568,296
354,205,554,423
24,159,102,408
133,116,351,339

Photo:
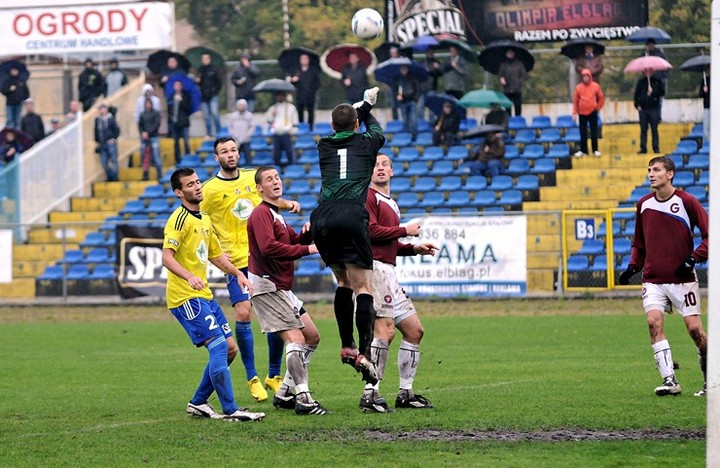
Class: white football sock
398,340,420,391
652,339,674,379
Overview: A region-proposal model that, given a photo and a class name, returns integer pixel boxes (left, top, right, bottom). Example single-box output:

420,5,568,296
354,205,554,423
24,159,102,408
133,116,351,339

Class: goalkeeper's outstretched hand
363,87,379,106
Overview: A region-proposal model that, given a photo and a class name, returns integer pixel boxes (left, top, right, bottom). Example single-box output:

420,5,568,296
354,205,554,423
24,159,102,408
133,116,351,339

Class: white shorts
641,282,701,317
251,289,305,334
370,260,417,325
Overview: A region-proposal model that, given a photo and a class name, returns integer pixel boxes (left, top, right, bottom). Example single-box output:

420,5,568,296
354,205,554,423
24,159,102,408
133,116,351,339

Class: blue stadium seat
504,144,520,160
613,211,635,222
294,135,317,150
531,158,556,174
403,208,426,218
464,175,488,191
432,207,453,214
473,190,497,207
285,179,312,196
120,200,147,216
180,154,203,166
547,143,571,159
283,164,307,179
613,238,632,256
146,199,172,215
61,249,85,264
392,164,406,177
297,194,318,212
674,139,699,155
252,151,274,165
296,258,324,276
420,191,445,208
567,255,589,272
621,220,636,237
515,174,539,191
312,122,333,136
688,123,703,139
446,145,469,161
589,255,609,271
412,176,437,192
392,177,412,192
66,264,90,280
39,265,65,280
397,147,420,162
250,136,270,151
505,159,531,175
141,184,167,200
497,189,523,208
564,127,581,143
627,187,650,203
84,248,113,264
385,120,405,133
488,175,514,191
697,170,709,186
89,264,117,280
446,190,471,207
577,239,605,256
81,232,110,249
513,129,536,145
686,154,709,170
390,132,413,148
596,221,621,238
685,185,708,202
307,165,321,179
537,128,562,144
528,115,552,130
415,132,433,146
417,119,432,133
460,118,478,131
397,192,420,209
508,115,527,131
297,149,319,165
699,141,710,154
437,176,462,191
405,161,429,177
429,160,454,176
668,154,685,169
420,146,444,161
521,144,545,159
555,115,577,129
672,171,695,188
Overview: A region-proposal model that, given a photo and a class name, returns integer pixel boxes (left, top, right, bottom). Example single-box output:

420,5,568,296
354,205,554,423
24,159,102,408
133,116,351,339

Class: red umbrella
320,44,377,79
623,56,672,73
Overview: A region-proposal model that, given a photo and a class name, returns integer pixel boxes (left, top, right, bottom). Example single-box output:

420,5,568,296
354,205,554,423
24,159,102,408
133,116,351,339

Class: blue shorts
170,297,232,346
227,267,250,306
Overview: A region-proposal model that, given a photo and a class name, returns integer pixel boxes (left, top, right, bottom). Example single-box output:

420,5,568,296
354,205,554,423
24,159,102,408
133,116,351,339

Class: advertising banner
396,215,527,297
0,2,173,55
461,0,648,44
386,0,467,45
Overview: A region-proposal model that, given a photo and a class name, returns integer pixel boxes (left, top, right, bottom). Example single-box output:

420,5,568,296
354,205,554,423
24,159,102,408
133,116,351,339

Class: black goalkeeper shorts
310,200,373,270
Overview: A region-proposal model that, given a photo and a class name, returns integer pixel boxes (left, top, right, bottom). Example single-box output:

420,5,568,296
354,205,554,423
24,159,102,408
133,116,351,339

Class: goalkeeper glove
675,256,696,277
363,86,379,106
618,265,639,285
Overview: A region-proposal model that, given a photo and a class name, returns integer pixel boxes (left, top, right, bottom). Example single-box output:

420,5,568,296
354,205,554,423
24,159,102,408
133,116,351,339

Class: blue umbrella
626,26,672,44
163,72,201,114
0,60,29,89
424,91,466,119
373,57,428,86
406,35,440,52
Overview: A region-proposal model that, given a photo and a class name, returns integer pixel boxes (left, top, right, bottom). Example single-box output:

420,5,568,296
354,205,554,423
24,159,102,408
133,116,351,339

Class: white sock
370,338,389,393
398,340,420,391
652,339,674,379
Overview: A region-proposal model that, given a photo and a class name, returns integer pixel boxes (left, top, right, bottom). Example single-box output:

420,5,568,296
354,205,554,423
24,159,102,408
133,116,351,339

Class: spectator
1,65,30,128
498,49,528,116
466,131,506,177
167,80,192,165
341,52,370,104
104,58,128,96
134,83,162,123
431,101,460,146
393,65,420,138
78,58,105,111
573,68,604,157
94,103,120,181
643,39,668,117
160,56,184,86
442,46,469,99
633,68,665,154
387,47,402,120
20,98,45,143
46,117,62,136
0,128,25,165
231,54,261,112
226,99,255,164
700,70,710,144
574,44,604,83
484,102,510,129
265,92,298,166
289,53,321,131
65,100,81,124
138,97,163,181
420,48,443,120
195,53,223,137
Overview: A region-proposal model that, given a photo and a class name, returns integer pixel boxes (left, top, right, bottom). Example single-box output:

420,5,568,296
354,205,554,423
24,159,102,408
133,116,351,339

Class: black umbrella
461,124,506,139
0,60,29,82
252,78,296,93
478,40,535,74
146,50,191,75
680,55,711,72
185,46,225,71
424,91,466,120
560,39,605,59
435,38,478,62
0,127,34,150
373,57,428,86
626,26,672,44
373,42,413,63
278,47,320,75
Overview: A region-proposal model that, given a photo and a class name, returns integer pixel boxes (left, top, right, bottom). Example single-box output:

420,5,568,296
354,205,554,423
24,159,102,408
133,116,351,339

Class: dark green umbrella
185,46,225,71
434,38,478,62
459,89,512,109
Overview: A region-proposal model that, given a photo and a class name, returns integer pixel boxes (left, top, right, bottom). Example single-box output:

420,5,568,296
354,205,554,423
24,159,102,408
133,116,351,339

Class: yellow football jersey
163,206,223,309
201,169,261,268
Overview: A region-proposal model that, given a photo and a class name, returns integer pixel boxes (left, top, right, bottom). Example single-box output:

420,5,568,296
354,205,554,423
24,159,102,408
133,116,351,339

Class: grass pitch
0,298,706,466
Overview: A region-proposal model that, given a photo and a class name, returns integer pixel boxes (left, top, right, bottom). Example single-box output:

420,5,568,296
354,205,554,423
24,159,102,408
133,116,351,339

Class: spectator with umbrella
265,92,299,167
480,41,534,116
420,47,443,120
441,45,470,99
94,103,120,182
342,51,370,104
393,64,422,138
147,50,191,83
231,54,261,112
320,44,376,103
628,28,672,117
1,62,30,128
484,102,510,129
680,55,711,143
167,80,193,165
626,56,670,154
465,129,506,178
226,99,255,164
194,53,224,138
432,101,462,146
0,127,29,165
561,39,605,83
78,58,105,111
282,50,321,131
20,98,44,143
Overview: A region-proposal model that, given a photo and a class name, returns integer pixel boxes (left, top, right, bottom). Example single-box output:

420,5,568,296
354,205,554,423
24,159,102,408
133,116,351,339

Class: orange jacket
573,69,604,116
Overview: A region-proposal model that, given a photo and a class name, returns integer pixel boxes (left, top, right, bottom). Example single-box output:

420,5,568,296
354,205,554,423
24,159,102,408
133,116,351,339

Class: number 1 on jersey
338,148,347,180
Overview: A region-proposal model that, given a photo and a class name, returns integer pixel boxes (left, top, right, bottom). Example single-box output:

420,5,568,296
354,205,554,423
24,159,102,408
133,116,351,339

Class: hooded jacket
573,69,604,116
134,84,162,123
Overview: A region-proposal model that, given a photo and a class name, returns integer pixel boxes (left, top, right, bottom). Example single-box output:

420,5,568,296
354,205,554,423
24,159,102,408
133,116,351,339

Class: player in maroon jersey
618,156,708,397
359,154,439,412
247,166,329,415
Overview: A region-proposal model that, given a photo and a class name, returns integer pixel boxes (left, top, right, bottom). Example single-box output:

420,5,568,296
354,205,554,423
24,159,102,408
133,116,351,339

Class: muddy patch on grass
364,428,705,442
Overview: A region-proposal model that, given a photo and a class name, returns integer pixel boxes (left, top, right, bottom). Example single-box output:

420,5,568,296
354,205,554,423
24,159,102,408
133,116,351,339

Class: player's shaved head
331,103,358,132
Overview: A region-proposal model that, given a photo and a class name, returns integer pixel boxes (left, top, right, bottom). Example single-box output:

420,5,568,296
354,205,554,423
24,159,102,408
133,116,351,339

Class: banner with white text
396,215,527,297
0,2,173,56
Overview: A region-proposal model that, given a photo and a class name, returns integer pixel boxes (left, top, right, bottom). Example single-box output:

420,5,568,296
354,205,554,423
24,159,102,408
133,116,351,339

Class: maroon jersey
630,189,709,283
365,187,416,265
247,201,312,290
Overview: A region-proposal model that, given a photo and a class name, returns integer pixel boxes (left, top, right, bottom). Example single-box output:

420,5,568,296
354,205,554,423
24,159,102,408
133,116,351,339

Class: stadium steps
48,211,117,223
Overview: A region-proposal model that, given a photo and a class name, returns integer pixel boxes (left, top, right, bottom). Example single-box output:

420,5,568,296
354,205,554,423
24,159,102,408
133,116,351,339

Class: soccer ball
352,8,384,40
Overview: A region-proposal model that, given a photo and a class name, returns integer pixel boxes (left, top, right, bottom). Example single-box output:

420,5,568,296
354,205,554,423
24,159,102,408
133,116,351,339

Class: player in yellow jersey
163,167,265,422
201,137,301,402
